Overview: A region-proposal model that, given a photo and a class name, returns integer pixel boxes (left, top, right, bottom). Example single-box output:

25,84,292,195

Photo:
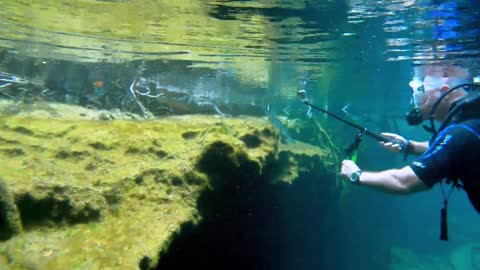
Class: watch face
350,171,360,182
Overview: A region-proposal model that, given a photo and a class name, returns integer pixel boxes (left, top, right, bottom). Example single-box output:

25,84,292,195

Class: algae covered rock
0,178,23,241
196,123,278,186
0,102,340,270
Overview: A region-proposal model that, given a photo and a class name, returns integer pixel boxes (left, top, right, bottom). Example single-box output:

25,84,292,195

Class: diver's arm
340,160,430,194
357,166,429,194
408,140,429,155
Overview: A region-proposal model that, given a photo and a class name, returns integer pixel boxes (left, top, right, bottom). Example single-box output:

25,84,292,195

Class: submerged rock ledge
0,102,340,270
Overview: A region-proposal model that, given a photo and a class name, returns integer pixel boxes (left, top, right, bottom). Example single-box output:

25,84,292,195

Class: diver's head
407,71,469,125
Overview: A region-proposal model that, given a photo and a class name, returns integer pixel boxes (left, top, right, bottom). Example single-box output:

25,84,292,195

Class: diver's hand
340,160,361,180
379,132,407,153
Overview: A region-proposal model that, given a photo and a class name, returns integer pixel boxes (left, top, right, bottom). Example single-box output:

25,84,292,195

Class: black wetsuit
410,118,480,213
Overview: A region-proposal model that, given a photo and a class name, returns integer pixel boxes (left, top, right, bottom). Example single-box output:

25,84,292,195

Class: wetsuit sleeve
409,126,467,187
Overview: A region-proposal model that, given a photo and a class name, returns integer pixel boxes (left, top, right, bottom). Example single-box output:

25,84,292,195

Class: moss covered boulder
0,101,340,270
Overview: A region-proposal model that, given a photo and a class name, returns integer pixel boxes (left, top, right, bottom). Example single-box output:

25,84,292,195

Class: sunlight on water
0,0,343,84
0,0,479,120
0,0,478,88
347,0,480,67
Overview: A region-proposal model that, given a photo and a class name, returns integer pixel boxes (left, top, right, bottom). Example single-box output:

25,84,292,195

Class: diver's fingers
381,132,399,137
381,132,406,144
382,141,399,147
381,132,404,140
340,160,359,179
378,141,401,151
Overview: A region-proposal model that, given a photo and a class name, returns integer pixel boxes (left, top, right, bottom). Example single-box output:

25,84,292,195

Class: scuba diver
339,65,480,240
340,0,480,240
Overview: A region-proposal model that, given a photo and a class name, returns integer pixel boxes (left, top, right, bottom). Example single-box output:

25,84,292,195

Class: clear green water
1,0,480,269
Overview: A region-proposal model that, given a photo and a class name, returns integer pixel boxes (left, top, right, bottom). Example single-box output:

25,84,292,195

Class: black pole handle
298,91,407,148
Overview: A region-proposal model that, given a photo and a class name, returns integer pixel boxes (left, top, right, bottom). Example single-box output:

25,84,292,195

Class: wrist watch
349,170,363,183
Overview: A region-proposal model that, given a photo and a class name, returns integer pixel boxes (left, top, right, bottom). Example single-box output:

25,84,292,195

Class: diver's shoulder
456,117,480,128
445,118,480,139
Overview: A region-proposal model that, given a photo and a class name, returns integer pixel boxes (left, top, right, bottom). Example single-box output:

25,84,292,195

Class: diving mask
409,76,449,108
407,80,424,125
409,79,427,108
407,78,439,126
406,76,451,126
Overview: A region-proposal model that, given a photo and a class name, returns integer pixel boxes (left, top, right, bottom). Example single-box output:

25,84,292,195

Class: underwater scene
0,0,480,269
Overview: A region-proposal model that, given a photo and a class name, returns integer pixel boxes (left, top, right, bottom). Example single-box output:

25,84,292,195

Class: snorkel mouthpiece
406,108,423,126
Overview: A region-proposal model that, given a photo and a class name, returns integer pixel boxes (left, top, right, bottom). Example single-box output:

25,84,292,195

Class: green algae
0,101,340,269
0,178,23,241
